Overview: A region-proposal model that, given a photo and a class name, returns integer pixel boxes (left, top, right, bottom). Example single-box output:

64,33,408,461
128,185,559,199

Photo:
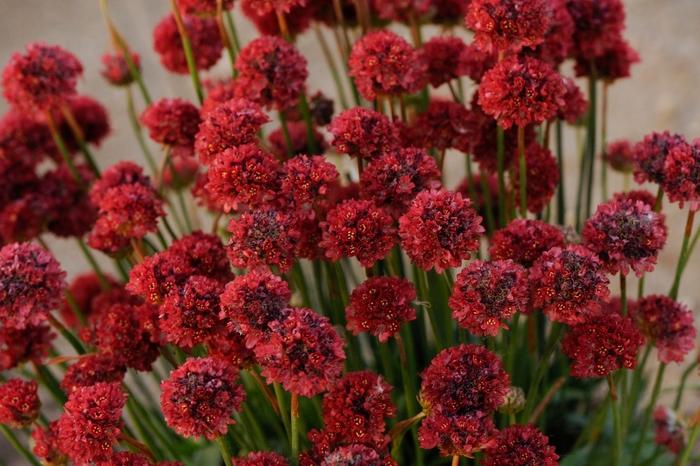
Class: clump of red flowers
177,0,234,15
153,14,223,74
633,131,687,186
419,36,467,88
662,139,700,209
632,295,696,364
100,52,140,87
484,424,559,466
466,0,551,53
0,379,40,428
281,154,339,207
489,219,566,268
653,406,685,454
329,108,399,161
236,451,290,466
606,139,635,172
60,354,126,394
141,98,201,148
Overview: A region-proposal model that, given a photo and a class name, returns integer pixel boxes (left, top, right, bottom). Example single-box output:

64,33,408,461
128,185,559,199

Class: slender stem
496,126,507,227
290,393,300,464
517,125,528,218
216,0,237,76
126,88,158,175
45,111,84,186
630,363,666,466
669,209,696,300
170,0,204,104
396,331,425,466
60,104,101,176
216,436,233,466
479,171,496,237
273,382,291,441
298,90,319,154
620,274,627,315
584,73,598,223
521,324,563,421
76,239,110,290
314,25,349,109
609,375,622,466
0,425,41,466
528,376,566,425
452,455,460,466
555,119,566,225
600,83,609,201
47,314,86,355
674,360,699,410
678,420,700,466
278,111,294,157
224,11,241,55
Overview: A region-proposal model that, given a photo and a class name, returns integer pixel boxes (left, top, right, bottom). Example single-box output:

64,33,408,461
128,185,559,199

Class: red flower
245,0,308,14
489,219,565,268
177,0,234,15
529,0,574,65
0,111,56,166
201,78,237,117
419,411,498,458
348,30,425,100
575,36,639,81
653,406,685,455
128,252,195,305
207,326,256,369
613,189,657,208
466,0,551,53
172,231,234,282
0,322,54,370
59,273,115,328
141,98,201,147
329,108,399,161
40,164,98,238
566,0,625,60
313,444,396,466
100,52,140,86
268,121,328,158
234,36,308,110
346,276,416,342
484,424,559,466
529,245,609,325
457,43,497,83
0,379,40,428
194,98,269,164
281,155,339,207
320,199,397,268
407,99,473,153
242,0,314,37
662,140,700,209
256,307,345,397
399,190,484,272
162,146,200,189
61,354,126,394
478,56,566,129
153,14,223,74
605,139,635,172
633,131,687,186
32,421,64,464
57,382,126,465
562,312,644,378
90,161,151,205
236,451,290,466
2,43,83,112
370,0,431,22
0,242,66,329
59,95,111,150
419,36,468,88
450,259,529,336
161,357,245,439
511,142,560,214
632,295,696,364
557,77,588,124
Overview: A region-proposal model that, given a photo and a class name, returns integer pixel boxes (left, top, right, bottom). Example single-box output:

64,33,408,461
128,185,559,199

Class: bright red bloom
161,356,245,439
613,189,657,208
348,30,425,100
141,98,201,147
466,0,551,53
511,142,560,214
419,36,468,88
360,147,441,217
245,0,307,14
207,326,256,368
320,199,396,268
281,155,339,207
162,146,200,189
322,371,396,448
420,411,498,458
100,52,140,86
329,108,399,160
256,307,345,397
0,379,39,427
632,295,696,364
583,197,667,276
0,322,54,370
201,78,237,116
153,14,223,74
242,0,314,37
0,242,66,329
605,139,635,172
478,56,566,129
407,100,473,153
0,111,56,166
370,0,431,21
457,43,497,83
177,0,234,15
90,161,151,205
57,382,125,465
562,312,644,378
2,43,83,112
32,421,64,464
557,77,588,124
529,245,609,325
633,131,687,186
529,0,574,65
662,140,700,209
268,121,328,158
450,259,529,336
566,0,626,60
173,231,234,282
484,424,559,466
653,406,685,455
59,95,111,150
575,36,639,81
61,354,126,394
194,98,269,164
234,36,308,110
346,276,416,342
399,190,484,272
295,209,325,260
489,219,566,268
236,451,290,466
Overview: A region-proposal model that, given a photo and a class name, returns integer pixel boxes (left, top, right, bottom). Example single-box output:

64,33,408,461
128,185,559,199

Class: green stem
521,324,563,421
278,111,294,157
669,209,696,300
629,363,666,466
45,111,85,186
224,11,242,54
47,314,86,355
517,125,528,218
673,360,698,410
397,330,425,466
413,266,443,350
126,88,158,175
313,25,349,109
60,104,101,177
678,421,700,466
216,436,233,466
273,382,291,442
0,425,41,466
600,83,609,201
584,73,598,223
291,393,300,464
479,170,496,237
609,376,622,466
496,126,507,227
555,119,566,225
170,0,204,104
76,239,110,290
298,90,318,154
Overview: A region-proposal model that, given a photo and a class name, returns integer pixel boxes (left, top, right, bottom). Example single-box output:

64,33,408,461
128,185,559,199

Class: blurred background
0,0,699,462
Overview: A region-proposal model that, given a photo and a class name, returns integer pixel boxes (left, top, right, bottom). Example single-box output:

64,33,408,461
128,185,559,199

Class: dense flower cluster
141,98,201,148
0,379,40,428
466,0,551,53
329,108,399,160
631,295,696,364
484,425,558,466
489,219,565,268
153,14,223,74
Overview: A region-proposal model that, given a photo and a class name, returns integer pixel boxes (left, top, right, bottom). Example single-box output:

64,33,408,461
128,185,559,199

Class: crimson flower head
32,421,64,464
348,30,425,100
613,190,657,208
256,307,346,397
489,219,565,268
457,43,497,83
242,0,314,37
478,56,566,129
320,199,396,268
161,357,245,439
329,107,399,160
450,259,529,336
236,451,290,466
280,155,338,207
59,273,116,329
529,0,574,65
575,36,639,81
0,323,54,371
419,36,467,88
312,444,396,466
583,197,667,276
90,161,151,204
58,95,111,150
511,142,560,213
466,0,551,53
484,425,559,466
153,14,223,74
360,147,441,217
0,242,66,329
169,230,234,283
346,276,416,342
245,0,308,14
60,353,126,394
177,0,234,15
557,77,588,124
407,100,473,153
41,165,97,240
530,245,609,325
0,379,39,428
399,190,484,272
662,140,700,209
633,131,687,186
566,0,626,60
141,98,201,147
235,36,308,110
101,52,140,86
562,312,644,378
2,43,83,112
370,0,431,22
0,111,56,166
653,406,685,455
632,295,696,364
605,139,635,172
57,382,126,465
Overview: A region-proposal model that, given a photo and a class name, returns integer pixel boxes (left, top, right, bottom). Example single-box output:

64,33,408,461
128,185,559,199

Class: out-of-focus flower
466,0,551,53
632,295,696,364
153,14,223,74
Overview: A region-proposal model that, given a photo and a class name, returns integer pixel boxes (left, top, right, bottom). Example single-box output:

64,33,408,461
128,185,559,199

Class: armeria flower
201,78,237,116
432,0,470,24
161,357,245,440
153,14,223,74
489,219,566,268
420,411,498,458
360,147,441,217
466,0,551,53
268,121,328,158
562,312,644,378
100,52,140,86
320,199,396,268
399,190,484,272
613,190,657,208
0,242,66,329
575,36,640,81
172,231,234,283
483,424,559,466
407,100,473,153
0,379,40,428
632,295,696,364
328,108,399,161
309,91,335,127
127,251,195,305
256,307,345,397
346,276,416,342
478,56,566,129
450,259,529,336
0,111,56,166
557,77,588,124
606,139,635,172
295,209,325,260
2,43,83,112
242,0,314,37
653,406,685,455
419,36,468,88
32,421,64,464
0,322,54,370
57,382,126,465
59,95,111,150
312,444,396,466
370,0,431,21
457,43,497,83
60,354,126,394
141,98,201,147
162,146,200,189
633,131,687,186
511,142,560,214
107,452,160,466
322,371,396,448
59,273,115,328
40,164,97,238
348,30,425,100
662,140,700,209
583,197,667,276
529,245,609,325
529,0,574,65
566,0,626,60
234,36,308,110
177,0,234,15
280,155,339,207
207,326,256,368
90,161,152,205
236,451,290,466
245,0,308,14
227,207,301,273
194,98,269,164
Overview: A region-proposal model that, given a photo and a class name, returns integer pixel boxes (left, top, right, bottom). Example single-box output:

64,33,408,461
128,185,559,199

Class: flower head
242,0,314,37
329,108,399,160
484,424,559,466
40,164,98,238
489,219,566,268
311,443,396,466
268,121,328,158
457,43,497,83
169,230,234,283
529,0,574,65
60,354,126,394
653,406,685,455
566,0,626,60
245,0,308,14
59,95,111,150
419,36,467,88
557,77,588,124
32,421,64,464
141,98,201,147
370,0,431,21
177,0,234,15
101,52,140,86
574,36,639,81
633,131,687,186
0,323,54,370
407,100,473,153
606,139,635,172
662,140,700,209
280,154,339,207
0,111,56,166
153,14,223,74
632,295,696,364
0,379,39,428
236,451,290,466
419,411,498,458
